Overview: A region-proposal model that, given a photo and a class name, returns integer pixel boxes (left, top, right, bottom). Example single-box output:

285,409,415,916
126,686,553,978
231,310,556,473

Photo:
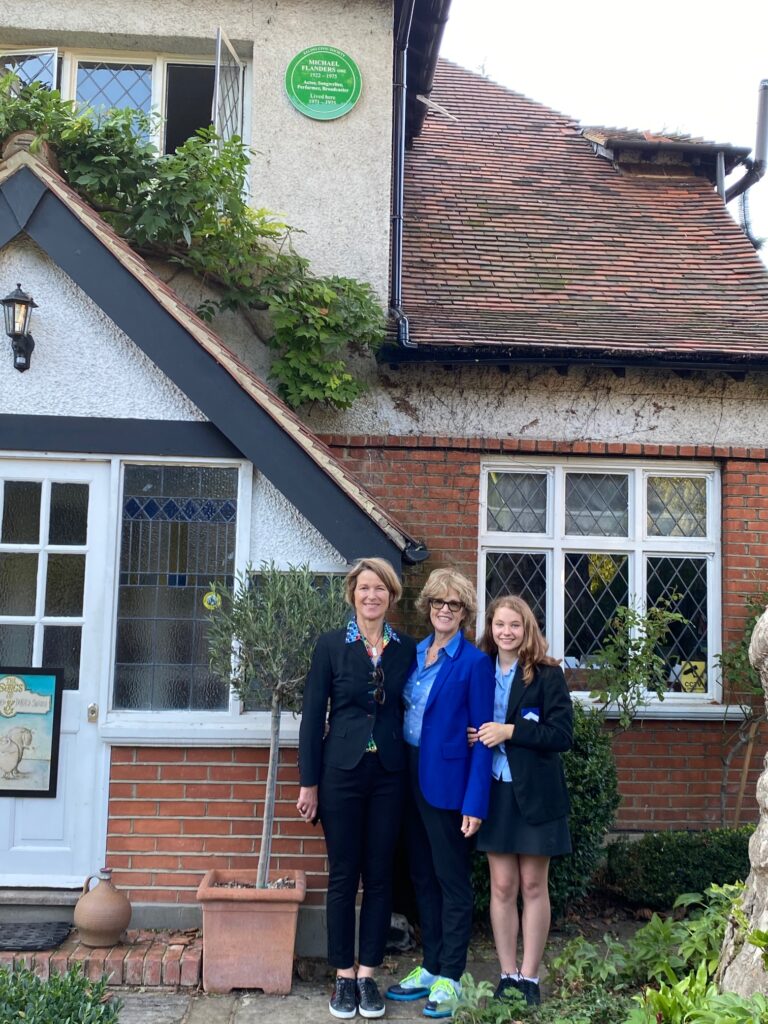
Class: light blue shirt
492,658,517,782
403,632,463,747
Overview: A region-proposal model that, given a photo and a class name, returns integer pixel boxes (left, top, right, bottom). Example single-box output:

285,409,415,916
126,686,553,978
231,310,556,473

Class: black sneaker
519,979,541,1006
357,977,385,1019
493,977,522,1002
330,976,358,1019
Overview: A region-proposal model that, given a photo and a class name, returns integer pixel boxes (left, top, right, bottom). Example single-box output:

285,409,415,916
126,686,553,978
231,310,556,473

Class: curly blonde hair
415,567,477,628
479,595,559,684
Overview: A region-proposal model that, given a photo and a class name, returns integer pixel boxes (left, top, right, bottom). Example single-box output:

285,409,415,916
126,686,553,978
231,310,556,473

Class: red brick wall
327,433,768,828
107,747,326,907
105,436,768,903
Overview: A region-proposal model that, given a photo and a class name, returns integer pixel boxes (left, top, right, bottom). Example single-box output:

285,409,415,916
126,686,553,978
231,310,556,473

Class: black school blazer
503,663,574,825
298,626,417,788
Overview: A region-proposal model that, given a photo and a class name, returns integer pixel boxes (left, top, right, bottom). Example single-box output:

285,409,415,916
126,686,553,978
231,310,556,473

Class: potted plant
198,561,347,994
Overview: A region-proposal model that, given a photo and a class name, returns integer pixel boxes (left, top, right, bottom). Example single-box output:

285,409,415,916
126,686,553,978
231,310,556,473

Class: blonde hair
416,567,478,626
479,595,559,684
344,557,402,608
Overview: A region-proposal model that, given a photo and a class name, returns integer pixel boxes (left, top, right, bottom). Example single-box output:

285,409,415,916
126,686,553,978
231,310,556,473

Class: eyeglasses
429,598,464,613
370,664,385,705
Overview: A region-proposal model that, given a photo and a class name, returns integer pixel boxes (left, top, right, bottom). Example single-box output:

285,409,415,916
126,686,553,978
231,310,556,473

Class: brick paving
1,928,202,988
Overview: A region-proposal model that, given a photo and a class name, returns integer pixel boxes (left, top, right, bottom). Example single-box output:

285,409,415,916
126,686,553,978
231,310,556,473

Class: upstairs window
0,29,245,153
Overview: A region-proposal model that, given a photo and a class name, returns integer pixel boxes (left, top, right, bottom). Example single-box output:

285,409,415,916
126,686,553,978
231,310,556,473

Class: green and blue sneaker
423,977,460,1018
386,965,437,1001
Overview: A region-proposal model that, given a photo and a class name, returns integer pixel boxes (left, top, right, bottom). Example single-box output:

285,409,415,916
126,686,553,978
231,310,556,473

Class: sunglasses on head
370,664,385,705
429,598,464,613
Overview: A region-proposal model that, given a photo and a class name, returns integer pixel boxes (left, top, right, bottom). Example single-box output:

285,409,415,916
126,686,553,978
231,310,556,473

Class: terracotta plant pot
196,868,306,994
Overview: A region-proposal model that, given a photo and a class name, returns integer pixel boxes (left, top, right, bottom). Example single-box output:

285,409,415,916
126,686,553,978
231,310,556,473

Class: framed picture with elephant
0,669,63,798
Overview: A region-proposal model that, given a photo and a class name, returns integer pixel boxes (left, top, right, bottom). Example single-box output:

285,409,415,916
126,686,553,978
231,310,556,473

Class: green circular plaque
285,46,362,121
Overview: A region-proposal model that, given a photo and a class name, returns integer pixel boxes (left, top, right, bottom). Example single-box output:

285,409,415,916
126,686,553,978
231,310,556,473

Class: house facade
306,63,768,835
0,0,448,948
1,4,768,950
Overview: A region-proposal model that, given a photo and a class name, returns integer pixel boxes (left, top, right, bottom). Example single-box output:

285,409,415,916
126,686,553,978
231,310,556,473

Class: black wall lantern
2,283,37,372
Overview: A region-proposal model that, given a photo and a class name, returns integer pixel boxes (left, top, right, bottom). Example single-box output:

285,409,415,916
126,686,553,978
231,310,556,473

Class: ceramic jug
74,867,132,947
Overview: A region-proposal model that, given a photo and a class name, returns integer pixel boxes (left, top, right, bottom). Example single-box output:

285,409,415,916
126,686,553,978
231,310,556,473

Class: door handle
87,703,98,723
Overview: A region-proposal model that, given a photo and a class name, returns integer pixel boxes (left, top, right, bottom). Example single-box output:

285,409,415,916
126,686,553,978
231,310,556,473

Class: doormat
0,922,71,951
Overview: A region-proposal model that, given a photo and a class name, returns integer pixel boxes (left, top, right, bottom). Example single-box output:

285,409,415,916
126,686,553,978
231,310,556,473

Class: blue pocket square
522,707,540,722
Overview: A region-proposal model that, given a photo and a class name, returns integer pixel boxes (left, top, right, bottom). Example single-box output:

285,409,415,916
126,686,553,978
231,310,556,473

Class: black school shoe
493,976,522,1002
330,976,358,1019
519,979,541,1006
357,977,386,1018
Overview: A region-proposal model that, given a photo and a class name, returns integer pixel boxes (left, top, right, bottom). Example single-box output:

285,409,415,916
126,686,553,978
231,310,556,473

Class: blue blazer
415,633,495,820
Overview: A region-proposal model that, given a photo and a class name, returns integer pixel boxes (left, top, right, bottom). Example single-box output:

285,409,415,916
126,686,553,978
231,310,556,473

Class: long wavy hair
479,594,560,684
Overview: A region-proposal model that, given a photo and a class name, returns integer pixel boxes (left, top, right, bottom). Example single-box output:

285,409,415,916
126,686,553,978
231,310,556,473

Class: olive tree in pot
197,561,347,994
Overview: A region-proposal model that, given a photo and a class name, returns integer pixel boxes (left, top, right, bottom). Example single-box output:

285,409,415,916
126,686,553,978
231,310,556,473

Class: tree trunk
256,695,282,889
719,606,768,996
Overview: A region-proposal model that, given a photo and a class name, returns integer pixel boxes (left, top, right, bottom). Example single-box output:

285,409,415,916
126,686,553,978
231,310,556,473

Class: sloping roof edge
0,150,427,568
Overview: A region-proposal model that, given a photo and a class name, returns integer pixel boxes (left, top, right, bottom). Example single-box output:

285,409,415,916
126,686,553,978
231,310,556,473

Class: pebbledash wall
0,0,394,297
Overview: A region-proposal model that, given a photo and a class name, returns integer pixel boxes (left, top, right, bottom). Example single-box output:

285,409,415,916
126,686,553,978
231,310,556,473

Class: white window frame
3,43,251,154
97,454,274,745
478,456,726,719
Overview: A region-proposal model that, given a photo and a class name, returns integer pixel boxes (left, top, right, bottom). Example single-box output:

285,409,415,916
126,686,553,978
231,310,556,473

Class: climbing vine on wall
0,78,385,408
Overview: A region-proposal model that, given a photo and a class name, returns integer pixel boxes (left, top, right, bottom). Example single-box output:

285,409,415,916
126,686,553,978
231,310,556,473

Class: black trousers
319,753,405,968
406,745,474,982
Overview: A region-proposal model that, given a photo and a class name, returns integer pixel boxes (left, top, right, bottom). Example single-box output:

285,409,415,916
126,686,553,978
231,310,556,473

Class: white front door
0,459,111,886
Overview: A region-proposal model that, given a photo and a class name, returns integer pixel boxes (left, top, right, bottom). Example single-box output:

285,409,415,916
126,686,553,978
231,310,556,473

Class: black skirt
476,779,571,857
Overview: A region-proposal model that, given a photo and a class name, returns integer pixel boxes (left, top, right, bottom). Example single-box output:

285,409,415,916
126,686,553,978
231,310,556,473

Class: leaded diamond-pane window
565,473,628,537
0,50,57,90
487,472,547,533
76,62,152,115
481,460,718,702
647,477,707,537
485,551,547,631
113,465,238,712
213,28,244,143
564,553,629,663
647,556,708,692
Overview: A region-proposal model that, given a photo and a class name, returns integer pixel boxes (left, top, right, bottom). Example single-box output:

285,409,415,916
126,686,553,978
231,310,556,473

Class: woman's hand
461,815,482,837
296,785,318,823
477,721,514,747
467,726,479,747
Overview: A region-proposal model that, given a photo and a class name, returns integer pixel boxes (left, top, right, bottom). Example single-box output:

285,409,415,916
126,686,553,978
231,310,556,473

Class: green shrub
603,826,754,910
0,962,120,1023
472,703,620,919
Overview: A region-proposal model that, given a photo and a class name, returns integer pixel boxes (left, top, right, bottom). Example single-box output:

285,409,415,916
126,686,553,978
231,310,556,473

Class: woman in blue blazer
386,568,494,1019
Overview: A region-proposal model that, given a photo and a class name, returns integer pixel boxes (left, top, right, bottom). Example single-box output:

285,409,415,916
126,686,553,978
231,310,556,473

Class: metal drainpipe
390,0,417,348
726,79,768,204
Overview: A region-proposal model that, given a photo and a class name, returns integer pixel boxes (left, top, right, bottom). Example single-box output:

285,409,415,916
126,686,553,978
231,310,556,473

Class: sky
440,0,768,250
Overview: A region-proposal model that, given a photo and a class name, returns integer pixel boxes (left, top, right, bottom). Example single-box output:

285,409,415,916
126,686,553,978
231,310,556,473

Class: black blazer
503,663,573,825
298,627,417,787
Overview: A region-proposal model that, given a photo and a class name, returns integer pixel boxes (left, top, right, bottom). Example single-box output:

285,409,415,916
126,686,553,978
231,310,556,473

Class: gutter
389,0,453,349
726,79,768,203
389,0,417,348
378,343,768,376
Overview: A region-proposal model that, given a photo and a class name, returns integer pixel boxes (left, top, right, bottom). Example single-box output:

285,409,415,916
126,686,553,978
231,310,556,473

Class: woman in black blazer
297,558,416,1021
471,595,573,1008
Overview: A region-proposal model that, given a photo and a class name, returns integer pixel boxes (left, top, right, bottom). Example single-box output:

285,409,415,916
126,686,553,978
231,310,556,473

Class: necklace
362,631,384,658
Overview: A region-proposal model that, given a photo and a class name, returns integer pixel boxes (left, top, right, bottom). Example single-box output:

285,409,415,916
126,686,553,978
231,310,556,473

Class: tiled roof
394,61,768,365
0,149,424,561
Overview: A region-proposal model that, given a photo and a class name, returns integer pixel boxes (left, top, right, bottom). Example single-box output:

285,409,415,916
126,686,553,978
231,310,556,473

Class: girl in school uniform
470,595,573,1007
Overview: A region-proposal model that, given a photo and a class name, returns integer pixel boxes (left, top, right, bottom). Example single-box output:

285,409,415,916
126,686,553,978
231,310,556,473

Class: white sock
521,975,539,985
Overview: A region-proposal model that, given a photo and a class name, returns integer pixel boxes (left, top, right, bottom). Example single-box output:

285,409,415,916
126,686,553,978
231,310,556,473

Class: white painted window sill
100,697,749,747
